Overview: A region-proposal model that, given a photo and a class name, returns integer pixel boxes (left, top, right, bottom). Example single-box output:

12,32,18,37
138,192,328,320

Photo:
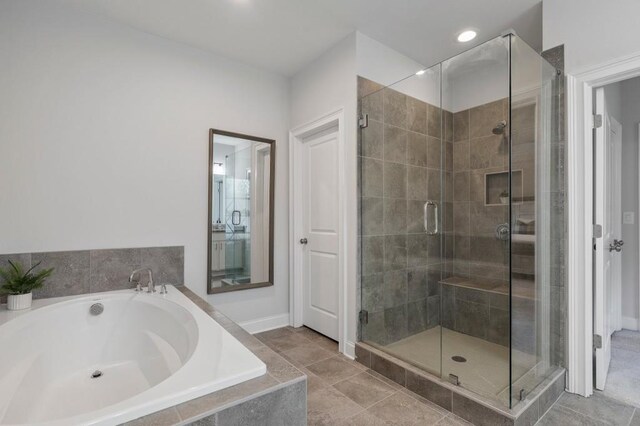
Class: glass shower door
509,33,562,409
357,34,564,411
223,148,251,284
224,152,239,283
358,63,444,378
440,35,512,404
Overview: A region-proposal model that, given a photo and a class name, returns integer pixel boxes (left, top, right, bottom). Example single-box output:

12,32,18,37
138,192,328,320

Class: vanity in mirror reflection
208,129,275,293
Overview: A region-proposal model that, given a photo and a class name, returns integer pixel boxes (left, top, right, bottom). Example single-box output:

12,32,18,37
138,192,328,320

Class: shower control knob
300,238,308,245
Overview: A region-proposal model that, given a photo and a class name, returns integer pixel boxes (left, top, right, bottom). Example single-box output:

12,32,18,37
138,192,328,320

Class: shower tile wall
451,99,537,282
542,44,567,368
451,99,510,282
358,76,453,345
444,100,537,350
358,70,565,361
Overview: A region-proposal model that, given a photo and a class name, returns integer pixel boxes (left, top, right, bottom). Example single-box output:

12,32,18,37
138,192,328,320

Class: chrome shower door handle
232,210,241,225
424,201,439,235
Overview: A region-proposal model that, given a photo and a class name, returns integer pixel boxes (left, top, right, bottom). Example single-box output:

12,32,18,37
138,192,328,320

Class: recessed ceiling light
457,30,477,43
415,69,426,76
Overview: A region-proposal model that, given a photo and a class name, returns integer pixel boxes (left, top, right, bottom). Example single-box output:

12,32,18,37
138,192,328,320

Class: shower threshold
355,338,565,425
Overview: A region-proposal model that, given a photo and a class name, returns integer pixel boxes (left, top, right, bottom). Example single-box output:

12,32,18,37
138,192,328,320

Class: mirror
208,129,275,294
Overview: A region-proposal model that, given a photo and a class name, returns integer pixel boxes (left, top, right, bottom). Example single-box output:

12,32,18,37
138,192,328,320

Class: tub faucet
129,268,155,293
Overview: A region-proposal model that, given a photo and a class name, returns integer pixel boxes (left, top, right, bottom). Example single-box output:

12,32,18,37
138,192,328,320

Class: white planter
500,196,509,205
7,292,32,310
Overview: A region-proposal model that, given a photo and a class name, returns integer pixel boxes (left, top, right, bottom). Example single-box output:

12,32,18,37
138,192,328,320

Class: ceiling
57,0,542,76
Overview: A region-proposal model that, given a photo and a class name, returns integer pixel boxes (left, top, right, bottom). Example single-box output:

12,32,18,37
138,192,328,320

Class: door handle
232,210,241,226
424,201,439,235
299,238,308,245
609,239,624,252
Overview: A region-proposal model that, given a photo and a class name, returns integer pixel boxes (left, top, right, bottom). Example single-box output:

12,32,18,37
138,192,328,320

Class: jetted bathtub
0,285,266,425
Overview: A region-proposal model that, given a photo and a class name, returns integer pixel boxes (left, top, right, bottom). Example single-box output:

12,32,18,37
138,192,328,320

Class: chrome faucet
129,268,155,293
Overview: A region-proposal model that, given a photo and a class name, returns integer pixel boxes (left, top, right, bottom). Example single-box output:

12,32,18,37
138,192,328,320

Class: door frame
289,107,347,353
567,51,640,397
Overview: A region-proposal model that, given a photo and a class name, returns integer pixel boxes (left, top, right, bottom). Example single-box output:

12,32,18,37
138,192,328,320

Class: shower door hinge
448,374,460,386
518,389,527,401
359,114,369,129
359,309,368,325
594,334,603,349
593,114,603,129
593,224,603,238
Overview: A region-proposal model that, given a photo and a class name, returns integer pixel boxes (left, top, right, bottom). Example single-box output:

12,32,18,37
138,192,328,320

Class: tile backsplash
0,246,184,302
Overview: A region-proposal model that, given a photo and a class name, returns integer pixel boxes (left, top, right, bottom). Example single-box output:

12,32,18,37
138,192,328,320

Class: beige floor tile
307,356,363,384
366,391,446,425
261,331,311,352
307,386,363,425
340,410,387,425
333,372,396,408
282,342,336,367
299,366,331,395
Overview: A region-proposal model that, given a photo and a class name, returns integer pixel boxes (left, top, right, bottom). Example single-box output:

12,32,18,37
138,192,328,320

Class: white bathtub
0,286,266,425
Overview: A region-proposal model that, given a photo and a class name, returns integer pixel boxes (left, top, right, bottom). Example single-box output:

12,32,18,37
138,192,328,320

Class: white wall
356,33,439,105
620,77,640,327
0,0,291,325
543,0,640,74
290,33,358,355
356,32,544,113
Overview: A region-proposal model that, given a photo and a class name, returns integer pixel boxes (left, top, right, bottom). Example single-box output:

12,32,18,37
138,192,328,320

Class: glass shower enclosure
358,33,563,409
223,147,252,284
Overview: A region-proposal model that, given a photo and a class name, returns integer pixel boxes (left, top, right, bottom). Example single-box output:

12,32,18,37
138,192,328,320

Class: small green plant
0,260,54,295
499,190,509,198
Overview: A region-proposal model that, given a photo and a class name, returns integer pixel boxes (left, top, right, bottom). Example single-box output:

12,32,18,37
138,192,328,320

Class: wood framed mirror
207,129,275,294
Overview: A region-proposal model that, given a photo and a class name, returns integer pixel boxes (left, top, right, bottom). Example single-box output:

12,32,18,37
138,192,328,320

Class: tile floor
601,330,640,407
255,326,472,425
536,330,640,425
538,391,640,425
256,326,640,425
537,330,640,425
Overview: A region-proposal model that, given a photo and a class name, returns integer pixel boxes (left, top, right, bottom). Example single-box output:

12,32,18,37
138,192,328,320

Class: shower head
492,120,507,135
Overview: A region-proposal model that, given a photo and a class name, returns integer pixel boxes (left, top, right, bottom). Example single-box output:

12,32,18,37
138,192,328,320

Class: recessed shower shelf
484,170,523,206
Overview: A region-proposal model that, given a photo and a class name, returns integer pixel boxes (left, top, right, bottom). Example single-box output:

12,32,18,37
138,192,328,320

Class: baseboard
622,316,639,331
238,313,290,334
343,340,356,359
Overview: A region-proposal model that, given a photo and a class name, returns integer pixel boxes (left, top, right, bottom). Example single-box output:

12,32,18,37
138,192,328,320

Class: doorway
592,76,640,406
289,109,347,350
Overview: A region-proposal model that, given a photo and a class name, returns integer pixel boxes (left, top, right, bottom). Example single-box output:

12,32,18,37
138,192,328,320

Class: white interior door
300,127,340,340
594,87,623,390
610,117,623,333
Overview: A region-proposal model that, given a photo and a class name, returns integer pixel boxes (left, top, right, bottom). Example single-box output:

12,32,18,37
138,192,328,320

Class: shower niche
484,170,522,206
357,33,565,419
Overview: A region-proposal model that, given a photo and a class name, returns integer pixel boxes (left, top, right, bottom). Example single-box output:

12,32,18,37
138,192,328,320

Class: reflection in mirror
208,130,274,294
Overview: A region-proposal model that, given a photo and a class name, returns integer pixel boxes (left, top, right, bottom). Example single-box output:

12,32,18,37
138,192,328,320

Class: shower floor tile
385,327,537,404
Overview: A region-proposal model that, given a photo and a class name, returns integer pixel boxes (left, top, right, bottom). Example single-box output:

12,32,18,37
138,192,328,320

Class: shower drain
451,355,467,363
91,370,103,379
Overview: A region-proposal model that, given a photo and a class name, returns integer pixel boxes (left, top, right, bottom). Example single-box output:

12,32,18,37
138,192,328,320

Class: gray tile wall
541,44,567,368
0,246,184,301
358,61,566,365
358,76,450,345
451,99,511,282
441,283,510,347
